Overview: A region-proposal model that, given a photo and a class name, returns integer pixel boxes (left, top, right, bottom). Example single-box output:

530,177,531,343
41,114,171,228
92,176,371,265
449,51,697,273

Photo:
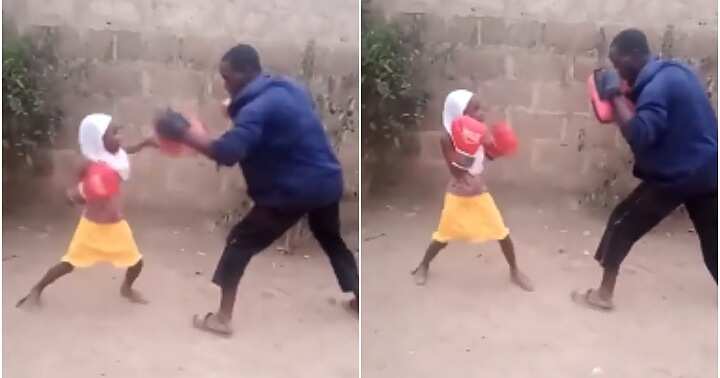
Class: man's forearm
611,96,635,140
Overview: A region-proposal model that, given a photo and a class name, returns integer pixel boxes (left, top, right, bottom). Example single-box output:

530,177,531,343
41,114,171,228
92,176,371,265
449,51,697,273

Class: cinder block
76,0,144,30
674,29,718,59
314,46,359,77
258,42,303,76
54,26,84,58
505,20,544,49
505,0,587,24
209,73,228,100
25,0,71,26
58,93,114,147
419,13,448,45
198,99,233,133
143,32,181,64
447,15,479,46
536,82,588,113
573,56,598,82
512,52,567,82
450,48,505,81
510,110,566,141
85,29,114,61
531,139,584,176
147,66,205,100
480,17,505,45
565,114,617,152
544,22,598,54
113,96,161,132
479,79,533,108
116,30,143,61
86,63,142,97
180,36,232,70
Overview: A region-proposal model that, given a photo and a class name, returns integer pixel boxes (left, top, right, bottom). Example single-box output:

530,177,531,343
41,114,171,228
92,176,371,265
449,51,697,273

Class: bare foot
571,289,614,311
193,312,233,337
121,287,149,304
510,270,535,292
16,290,42,309
411,265,429,286
346,297,359,315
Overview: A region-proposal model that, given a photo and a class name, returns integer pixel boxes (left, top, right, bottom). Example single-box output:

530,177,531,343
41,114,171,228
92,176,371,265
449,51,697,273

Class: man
158,44,358,335
573,29,718,310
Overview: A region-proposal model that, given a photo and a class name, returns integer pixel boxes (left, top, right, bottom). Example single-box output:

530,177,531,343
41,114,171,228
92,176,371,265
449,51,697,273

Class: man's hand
597,69,623,100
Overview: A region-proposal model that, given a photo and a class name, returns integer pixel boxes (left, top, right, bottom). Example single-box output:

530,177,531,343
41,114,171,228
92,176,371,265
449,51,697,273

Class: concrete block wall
377,0,717,203
3,0,359,214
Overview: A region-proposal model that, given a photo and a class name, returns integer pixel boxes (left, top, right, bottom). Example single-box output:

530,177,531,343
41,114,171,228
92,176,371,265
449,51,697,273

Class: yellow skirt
432,192,510,243
61,217,142,268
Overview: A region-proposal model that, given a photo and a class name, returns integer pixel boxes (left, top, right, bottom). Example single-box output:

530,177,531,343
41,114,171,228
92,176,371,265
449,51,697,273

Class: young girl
411,90,534,291
16,113,157,308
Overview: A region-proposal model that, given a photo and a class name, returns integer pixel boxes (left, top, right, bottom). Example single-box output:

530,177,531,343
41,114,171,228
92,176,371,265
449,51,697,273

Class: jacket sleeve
626,74,670,153
210,96,270,166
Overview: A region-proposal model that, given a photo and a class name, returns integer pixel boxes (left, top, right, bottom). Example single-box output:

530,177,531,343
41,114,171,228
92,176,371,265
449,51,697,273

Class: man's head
609,29,652,85
220,44,262,98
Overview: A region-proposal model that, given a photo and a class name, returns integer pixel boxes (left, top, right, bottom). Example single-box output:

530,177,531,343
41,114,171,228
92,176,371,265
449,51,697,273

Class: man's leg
575,183,682,310
307,202,359,309
685,192,718,283
17,262,74,308
194,206,302,335
411,240,448,286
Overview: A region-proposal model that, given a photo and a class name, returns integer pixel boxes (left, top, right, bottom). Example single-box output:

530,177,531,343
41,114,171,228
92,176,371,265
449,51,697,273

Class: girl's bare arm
125,137,159,154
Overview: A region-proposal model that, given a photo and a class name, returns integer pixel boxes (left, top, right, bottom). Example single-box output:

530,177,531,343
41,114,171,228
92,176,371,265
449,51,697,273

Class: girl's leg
16,262,74,307
498,236,534,291
121,259,148,304
411,240,448,286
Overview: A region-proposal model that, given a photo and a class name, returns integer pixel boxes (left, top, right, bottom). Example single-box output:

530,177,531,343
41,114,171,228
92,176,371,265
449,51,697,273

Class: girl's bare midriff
83,194,124,224
447,174,487,197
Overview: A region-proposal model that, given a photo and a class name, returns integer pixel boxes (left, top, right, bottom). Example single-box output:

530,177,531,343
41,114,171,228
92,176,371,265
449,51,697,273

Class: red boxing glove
79,162,120,202
485,121,518,158
450,115,487,170
588,69,635,124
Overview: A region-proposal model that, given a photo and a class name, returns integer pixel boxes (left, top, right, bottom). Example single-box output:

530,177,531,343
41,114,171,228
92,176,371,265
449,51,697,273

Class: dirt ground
3,204,359,378
361,183,718,378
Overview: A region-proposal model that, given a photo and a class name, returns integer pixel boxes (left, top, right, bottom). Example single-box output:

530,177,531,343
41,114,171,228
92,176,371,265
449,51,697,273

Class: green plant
2,33,61,171
361,3,427,165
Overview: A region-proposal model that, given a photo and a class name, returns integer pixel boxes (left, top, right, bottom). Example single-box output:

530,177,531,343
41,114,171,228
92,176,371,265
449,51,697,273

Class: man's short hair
222,44,262,73
610,29,651,55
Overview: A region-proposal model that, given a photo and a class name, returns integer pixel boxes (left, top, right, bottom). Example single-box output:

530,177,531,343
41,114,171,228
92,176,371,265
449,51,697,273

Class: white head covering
442,89,484,175
78,113,130,180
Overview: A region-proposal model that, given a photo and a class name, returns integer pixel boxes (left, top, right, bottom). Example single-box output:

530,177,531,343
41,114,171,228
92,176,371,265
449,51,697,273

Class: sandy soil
361,184,717,378
3,205,358,378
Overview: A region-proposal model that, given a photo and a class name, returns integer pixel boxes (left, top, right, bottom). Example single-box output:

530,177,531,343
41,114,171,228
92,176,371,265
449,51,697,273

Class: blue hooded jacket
627,59,718,196
210,74,343,209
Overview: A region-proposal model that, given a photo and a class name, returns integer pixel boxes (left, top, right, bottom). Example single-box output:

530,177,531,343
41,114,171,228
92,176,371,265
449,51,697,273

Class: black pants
595,182,717,283
212,202,359,295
